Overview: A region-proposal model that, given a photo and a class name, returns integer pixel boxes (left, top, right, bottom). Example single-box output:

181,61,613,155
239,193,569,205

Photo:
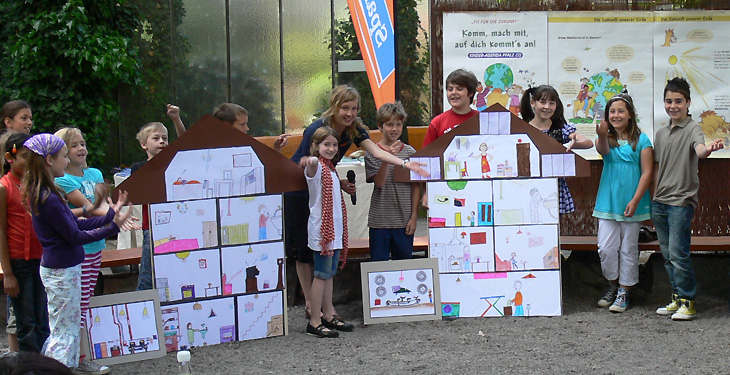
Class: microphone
347,170,356,205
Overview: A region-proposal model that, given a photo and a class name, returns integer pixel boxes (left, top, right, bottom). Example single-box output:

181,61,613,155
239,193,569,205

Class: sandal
321,316,354,332
306,323,339,338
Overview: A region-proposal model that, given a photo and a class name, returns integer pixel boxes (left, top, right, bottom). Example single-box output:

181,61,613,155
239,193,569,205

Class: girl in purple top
22,134,133,373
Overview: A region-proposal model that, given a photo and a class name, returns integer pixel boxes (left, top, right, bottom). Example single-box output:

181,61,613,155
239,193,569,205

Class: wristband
401,160,407,169
82,205,88,217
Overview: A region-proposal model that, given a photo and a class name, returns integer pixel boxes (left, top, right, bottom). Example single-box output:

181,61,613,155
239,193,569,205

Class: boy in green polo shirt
652,77,723,321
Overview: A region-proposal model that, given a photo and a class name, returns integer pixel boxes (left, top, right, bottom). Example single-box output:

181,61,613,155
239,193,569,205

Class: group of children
425,70,720,320
0,69,720,369
0,100,134,373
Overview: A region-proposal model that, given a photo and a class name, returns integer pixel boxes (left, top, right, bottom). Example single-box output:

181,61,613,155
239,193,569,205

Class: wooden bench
0,248,142,280
559,236,730,252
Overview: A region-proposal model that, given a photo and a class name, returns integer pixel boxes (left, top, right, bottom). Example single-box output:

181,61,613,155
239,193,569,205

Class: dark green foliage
0,0,143,171
332,0,430,131
116,0,188,168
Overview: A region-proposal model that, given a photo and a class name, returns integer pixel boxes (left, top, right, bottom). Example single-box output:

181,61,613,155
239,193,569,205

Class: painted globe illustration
484,63,514,91
585,71,624,113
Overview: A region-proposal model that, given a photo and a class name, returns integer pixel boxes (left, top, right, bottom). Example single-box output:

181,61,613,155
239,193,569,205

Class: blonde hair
309,126,339,157
136,122,167,144
54,127,87,168
376,101,407,126
320,85,368,141
213,103,248,124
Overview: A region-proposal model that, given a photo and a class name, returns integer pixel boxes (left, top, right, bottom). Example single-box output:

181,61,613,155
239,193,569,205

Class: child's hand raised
273,134,291,150
595,119,609,138
708,139,724,152
166,104,181,121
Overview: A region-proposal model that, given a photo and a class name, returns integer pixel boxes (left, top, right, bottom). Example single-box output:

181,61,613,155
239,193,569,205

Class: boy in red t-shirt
422,69,480,147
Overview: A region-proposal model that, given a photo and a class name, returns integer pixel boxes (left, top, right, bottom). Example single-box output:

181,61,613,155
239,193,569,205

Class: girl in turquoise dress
593,93,653,313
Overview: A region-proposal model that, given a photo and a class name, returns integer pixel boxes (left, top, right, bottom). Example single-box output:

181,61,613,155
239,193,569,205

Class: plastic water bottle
177,350,193,375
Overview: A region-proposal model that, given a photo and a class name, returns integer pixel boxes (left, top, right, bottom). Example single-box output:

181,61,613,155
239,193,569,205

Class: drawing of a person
258,204,269,240
508,84,523,116
529,188,543,224
468,211,476,226
510,252,518,270
477,142,493,178
511,281,524,316
186,322,196,347
475,82,488,111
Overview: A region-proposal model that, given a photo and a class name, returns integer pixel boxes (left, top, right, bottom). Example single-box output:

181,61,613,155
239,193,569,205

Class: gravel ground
4,250,729,374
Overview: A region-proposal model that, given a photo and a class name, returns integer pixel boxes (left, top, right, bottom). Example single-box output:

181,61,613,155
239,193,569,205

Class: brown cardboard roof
115,115,307,205
394,104,590,182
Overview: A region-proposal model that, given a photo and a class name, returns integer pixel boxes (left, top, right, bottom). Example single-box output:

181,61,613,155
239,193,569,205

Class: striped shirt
365,144,417,228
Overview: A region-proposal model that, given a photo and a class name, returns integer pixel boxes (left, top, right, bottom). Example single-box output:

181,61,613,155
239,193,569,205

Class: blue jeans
651,201,696,299
136,229,152,290
313,250,340,280
369,228,414,261
8,259,49,352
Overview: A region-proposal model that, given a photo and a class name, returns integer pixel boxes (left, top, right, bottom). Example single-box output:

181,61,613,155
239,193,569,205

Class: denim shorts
312,249,340,280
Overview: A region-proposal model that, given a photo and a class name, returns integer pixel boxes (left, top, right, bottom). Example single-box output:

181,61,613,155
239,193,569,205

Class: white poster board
653,11,730,157
443,12,549,114
548,11,655,159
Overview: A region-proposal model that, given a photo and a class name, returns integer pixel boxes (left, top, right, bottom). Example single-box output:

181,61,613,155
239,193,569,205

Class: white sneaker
74,358,110,375
656,293,680,316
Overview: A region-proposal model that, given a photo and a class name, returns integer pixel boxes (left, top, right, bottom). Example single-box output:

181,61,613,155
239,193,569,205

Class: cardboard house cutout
395,104,589,318
116,116,306,351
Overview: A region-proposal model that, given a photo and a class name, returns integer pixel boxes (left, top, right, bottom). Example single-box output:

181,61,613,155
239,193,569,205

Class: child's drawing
542,153,576,177
493,179,559,225
221,242,285,296
473,142,494,178
164,146,265,201
438,270,561,318
237,291,285,341
172,297,236,349
360,259,441,324
493,225,559,271
154,249,221,303
443,135,539,180
150,199,218,254
479,111,511,135
429,227,494,273
84,296,161,363
427,180,493,228
219,195,283,245
410,157,441,181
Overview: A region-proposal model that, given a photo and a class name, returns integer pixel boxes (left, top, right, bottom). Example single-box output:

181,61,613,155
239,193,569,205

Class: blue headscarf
24,133,65,157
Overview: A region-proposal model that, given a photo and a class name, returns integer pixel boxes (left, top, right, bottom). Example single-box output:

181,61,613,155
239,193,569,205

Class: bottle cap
177,350,191,363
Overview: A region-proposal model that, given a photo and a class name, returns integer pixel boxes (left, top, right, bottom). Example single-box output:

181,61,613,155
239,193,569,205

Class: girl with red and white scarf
303,127,353,338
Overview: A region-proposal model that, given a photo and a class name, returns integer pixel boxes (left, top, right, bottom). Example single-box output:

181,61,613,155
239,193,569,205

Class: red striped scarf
319,156,348,267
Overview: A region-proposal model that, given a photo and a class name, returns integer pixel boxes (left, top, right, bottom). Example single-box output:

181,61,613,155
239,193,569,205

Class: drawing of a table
480,295,505,317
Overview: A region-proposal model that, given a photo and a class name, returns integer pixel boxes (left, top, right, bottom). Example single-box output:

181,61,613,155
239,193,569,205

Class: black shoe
306,323,339,338
321,316,354,332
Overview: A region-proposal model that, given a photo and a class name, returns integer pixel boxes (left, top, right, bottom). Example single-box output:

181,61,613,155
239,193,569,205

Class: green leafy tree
116,0,188,167
332,0,430,133
0,0,143,170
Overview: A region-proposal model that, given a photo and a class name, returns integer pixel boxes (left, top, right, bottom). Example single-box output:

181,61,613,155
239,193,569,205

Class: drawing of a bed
172,178,203,200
